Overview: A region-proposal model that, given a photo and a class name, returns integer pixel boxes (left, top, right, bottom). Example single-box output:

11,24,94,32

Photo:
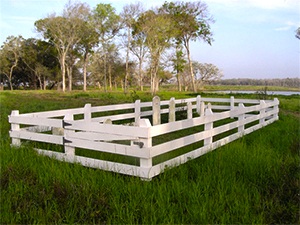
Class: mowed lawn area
1,90,299,224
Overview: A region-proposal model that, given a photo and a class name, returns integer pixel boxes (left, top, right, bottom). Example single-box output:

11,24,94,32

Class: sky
0,0,299,79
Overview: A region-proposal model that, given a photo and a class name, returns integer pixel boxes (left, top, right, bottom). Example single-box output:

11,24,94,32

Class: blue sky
0,0,299,79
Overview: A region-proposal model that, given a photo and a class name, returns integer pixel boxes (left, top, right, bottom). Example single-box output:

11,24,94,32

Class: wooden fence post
139,119,152,180
196,95,201,116
230,96,235,110
169,97,176,122
63,114,75,161
200,101,205,117
204,103,213,146
187,102,193,119
84,103,92,122
238,103,245,133
10,110,21,147
259,100,266,125
135,99,141,126
152,96,161,125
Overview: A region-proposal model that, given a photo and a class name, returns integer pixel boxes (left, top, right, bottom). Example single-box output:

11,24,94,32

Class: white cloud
7,15,36,22
275,21,300,31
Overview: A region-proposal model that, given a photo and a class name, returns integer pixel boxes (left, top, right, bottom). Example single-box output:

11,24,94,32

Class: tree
161,1,214,92
193,62,223,88
130,23,148,91
133,9,175,95
65,46,80,91
35,2,89,92
76,5,98,91
171,42,186,91
120,2,144,93
0,35,23,90
92,3,121,92
21,38,47,90
105,43,120,91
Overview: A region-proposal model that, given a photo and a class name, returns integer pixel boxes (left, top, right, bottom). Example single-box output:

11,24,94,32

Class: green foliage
92,3,121,41
1,91,299,224
161,1,214,45
0,35,23,90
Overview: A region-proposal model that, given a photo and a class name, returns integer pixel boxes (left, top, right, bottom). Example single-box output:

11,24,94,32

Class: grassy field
202,84,300,92
158,84,300,92
1,90,299,224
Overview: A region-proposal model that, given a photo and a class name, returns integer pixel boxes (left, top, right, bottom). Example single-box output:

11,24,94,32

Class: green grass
1,90,299,224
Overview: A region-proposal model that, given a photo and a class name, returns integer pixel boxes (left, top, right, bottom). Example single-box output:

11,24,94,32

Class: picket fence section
9,96,279,180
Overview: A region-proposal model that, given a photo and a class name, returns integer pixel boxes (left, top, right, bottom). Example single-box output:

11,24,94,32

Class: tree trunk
185,41,196,93
124,27,130,93
150,67,154,95
37,75,43,90
177,73,182,92
66,65,72,92
43,76,47,90
108,63,112,91
8,60,18,90
83,51,88,92
138,59,143,91
68,69,72,92
104,54,107,93
60,53,66,92
8,79,13,90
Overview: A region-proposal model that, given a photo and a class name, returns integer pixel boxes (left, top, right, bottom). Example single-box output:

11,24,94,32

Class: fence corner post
63,114,75,162
10,110,21,147
259,100,266,125
135,99,141,126
152,96,161,125
238,103,245,134
139,119,152,181
169,97,176,122
204,103,213,146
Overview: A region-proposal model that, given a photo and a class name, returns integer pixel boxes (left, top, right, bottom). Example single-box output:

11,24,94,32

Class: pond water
205,90,300,96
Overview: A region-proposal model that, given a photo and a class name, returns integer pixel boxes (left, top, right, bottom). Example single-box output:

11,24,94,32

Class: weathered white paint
152,96,161,125
10,130,63,145
187,102,193,119
204,103,213,146
10,110,21,147
169,98,176,122
196,95,201,115
238,103,245,133
84,103,92,122
135,100,141,126
64,114,75,161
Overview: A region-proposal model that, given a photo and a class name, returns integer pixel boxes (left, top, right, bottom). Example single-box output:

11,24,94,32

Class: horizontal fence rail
9,96,279,180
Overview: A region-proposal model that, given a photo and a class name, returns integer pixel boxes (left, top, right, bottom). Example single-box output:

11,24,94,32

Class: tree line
0,1,224,93
212,78,300,88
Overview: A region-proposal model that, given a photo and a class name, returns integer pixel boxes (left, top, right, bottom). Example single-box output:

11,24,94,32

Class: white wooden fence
9,96,279,180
